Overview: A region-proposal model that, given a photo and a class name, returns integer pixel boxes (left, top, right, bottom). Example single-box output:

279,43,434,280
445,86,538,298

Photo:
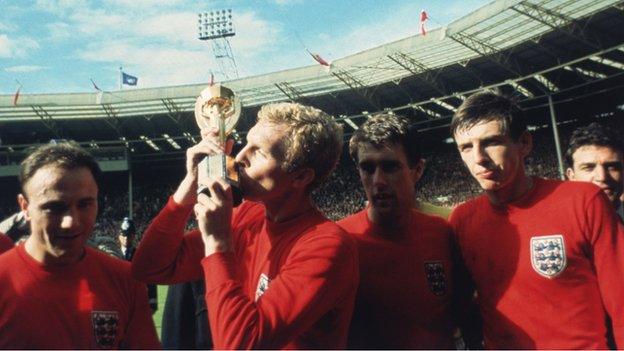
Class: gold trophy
194,84,244,205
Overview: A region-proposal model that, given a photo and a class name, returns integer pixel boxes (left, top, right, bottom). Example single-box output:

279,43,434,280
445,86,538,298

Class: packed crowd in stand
0,94,622,349
0,118,619,235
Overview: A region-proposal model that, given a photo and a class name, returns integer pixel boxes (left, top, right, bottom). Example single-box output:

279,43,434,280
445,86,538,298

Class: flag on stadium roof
12,86,21,106
420,10,429,36
90,79,104,104
306,49,331,67
122,72,138,86
90,78,102,91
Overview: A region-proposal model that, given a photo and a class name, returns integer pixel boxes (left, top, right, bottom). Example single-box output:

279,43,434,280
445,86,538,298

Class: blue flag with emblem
122,72,138,86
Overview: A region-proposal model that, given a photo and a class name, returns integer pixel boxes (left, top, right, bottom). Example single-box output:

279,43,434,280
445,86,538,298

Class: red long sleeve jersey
338,209,456,349
0,244,161,349
450,178,624,349
132,198,359,349
0,234,12,254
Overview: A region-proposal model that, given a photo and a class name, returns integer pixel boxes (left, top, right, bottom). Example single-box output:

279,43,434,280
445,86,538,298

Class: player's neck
263,191,314,223
488,174,534,207
367,206,412,234
24,236,85,267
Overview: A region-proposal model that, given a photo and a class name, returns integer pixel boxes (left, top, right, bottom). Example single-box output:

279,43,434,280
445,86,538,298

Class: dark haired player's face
455,120,529,194
567,145,623,206
357,142,419,224
19,166,98,265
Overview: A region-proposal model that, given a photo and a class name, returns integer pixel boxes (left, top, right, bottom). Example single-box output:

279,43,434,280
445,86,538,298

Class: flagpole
119,66,123,90
13,79,23,106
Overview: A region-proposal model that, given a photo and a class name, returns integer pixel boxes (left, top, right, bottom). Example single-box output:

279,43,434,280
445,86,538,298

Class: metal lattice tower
198,9,239,80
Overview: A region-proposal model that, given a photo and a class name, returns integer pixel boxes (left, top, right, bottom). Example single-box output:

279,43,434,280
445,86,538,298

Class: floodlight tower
198,9,239,80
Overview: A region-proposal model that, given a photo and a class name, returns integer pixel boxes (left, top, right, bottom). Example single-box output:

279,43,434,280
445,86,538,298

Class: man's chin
50,235,87,250
370,205,397,220
50,245,87,260
606,192,622,206
477,179,502,191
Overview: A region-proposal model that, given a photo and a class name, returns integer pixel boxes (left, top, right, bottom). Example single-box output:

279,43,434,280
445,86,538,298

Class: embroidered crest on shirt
91,310,119,349
530,235,567,278
424,261,447,296
255,273,270,301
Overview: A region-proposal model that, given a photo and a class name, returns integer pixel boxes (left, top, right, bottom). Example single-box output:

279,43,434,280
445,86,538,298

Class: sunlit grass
153,285,169,340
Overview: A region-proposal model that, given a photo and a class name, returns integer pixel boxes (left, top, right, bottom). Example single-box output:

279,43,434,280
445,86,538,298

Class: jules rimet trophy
194,84,243,204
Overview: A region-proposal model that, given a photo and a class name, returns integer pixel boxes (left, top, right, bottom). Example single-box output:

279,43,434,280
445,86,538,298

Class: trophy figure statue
194,84,244,205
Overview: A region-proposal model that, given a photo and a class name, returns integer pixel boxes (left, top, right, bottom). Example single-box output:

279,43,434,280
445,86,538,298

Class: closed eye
458,144,472,153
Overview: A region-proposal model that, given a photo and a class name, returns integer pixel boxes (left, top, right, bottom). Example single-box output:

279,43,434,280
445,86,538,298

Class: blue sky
0,0,489,94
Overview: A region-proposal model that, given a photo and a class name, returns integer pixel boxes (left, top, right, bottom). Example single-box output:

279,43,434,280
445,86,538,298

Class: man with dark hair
0,142,160,349
566,122,623,220
132,102,358,349
338,114,473,349
449,91,624,349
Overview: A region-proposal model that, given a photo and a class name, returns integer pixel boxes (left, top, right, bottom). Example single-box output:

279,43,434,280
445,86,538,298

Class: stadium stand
0,0,622,252
0,1,622,348
2,113,620,243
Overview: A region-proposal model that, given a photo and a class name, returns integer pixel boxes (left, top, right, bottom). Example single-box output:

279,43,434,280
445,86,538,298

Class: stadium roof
1,0,623,160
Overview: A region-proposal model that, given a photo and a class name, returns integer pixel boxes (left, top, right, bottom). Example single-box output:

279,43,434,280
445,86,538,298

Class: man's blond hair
257,102,343,190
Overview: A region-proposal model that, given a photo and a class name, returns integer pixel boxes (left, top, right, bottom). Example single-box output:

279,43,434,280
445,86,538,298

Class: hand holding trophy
194,84,244,205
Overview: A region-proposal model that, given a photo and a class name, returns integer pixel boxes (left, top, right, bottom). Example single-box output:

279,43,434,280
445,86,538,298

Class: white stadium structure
0,0,623,175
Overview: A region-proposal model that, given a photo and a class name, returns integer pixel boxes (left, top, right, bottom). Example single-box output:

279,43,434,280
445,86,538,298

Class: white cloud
230,11,282,57
0,34,39,58
5,65,46,73
46,22,72,41
72,8,287,86
69,9,127,35
134,12,198,44
78,41,215,87
131,10,282,54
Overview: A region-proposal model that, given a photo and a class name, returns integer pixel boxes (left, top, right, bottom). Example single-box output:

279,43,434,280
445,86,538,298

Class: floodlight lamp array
198,9,235,40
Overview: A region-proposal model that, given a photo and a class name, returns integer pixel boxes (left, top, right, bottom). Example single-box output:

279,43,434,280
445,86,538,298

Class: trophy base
197,180,243,206
197,156,244,206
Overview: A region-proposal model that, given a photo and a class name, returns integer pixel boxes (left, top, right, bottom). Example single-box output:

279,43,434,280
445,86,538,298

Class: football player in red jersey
0,142,160,349
450,92,624,349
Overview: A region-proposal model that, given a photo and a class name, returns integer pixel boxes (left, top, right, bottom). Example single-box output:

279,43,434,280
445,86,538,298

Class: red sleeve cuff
201,251,238,292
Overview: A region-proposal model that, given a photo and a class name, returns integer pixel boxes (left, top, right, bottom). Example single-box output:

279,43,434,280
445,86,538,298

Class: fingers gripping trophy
194,84,244,205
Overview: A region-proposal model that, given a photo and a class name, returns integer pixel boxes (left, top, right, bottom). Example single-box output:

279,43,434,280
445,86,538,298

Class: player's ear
292,167,315,190
17,194,30,220
565,167,575,180
411,159,425,183
518,131,532,158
